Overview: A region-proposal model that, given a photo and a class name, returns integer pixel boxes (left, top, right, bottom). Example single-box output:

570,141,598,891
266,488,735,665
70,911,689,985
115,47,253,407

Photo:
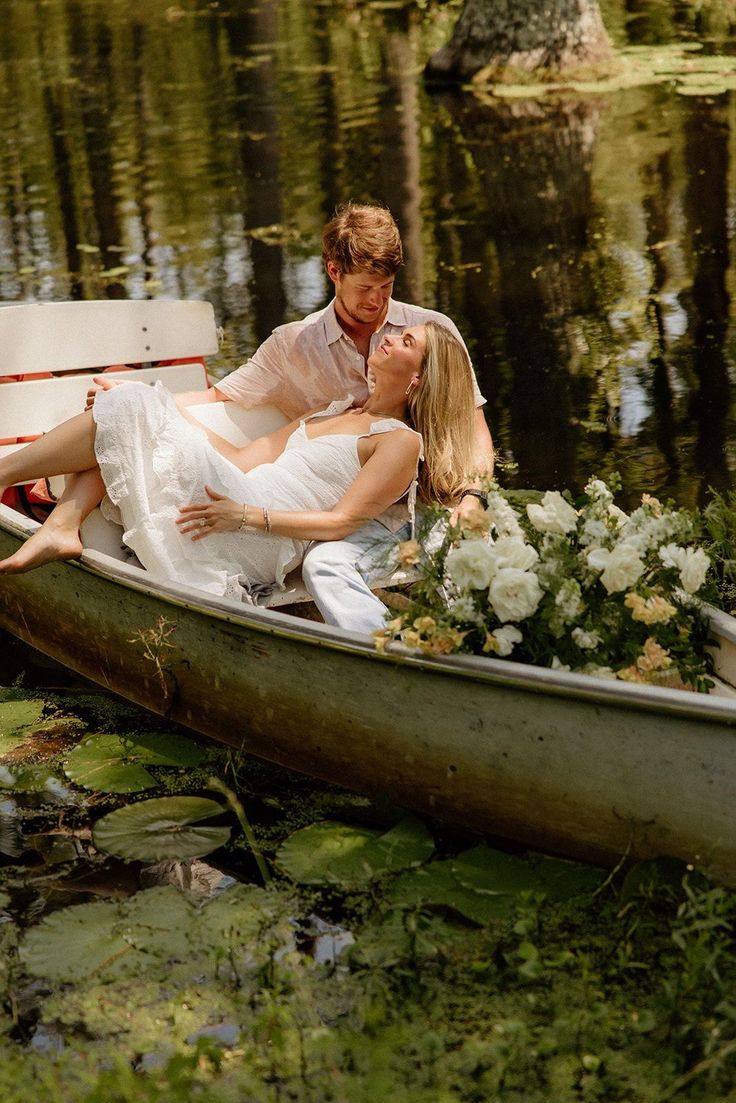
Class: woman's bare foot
0,525,83,574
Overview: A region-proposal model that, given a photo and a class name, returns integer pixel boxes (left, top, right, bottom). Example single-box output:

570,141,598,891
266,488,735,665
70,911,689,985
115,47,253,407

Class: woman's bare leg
0,468,105,574
0,410,98,493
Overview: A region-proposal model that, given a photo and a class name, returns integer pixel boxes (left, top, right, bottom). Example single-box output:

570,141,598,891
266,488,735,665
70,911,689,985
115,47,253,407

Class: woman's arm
177,430,422,543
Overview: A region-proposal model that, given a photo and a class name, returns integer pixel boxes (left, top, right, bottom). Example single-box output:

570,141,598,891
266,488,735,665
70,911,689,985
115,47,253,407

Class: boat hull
1,512,735,885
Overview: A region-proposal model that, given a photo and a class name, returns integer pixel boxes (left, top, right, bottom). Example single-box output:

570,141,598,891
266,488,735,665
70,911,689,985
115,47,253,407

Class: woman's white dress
92,381,421,601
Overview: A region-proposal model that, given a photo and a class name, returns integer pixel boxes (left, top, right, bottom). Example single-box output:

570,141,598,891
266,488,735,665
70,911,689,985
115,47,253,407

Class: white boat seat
0,299,219,376
0,362,208,444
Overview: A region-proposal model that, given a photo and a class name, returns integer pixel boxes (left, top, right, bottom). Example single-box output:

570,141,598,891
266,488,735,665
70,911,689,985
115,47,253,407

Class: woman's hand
176,485,246,540
85,372,130,411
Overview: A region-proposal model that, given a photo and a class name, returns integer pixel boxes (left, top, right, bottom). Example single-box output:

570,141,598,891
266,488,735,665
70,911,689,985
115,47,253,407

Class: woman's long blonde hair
407,322,478,506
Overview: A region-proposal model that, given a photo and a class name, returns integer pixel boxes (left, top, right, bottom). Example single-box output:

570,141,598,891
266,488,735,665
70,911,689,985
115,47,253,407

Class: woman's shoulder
367,420,423,458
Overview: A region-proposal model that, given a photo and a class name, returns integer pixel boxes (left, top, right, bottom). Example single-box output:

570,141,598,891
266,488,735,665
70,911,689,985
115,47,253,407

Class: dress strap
366,418,424,460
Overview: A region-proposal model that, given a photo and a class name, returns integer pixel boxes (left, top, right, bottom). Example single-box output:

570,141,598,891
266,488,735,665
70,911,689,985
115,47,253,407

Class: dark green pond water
2,0,736,504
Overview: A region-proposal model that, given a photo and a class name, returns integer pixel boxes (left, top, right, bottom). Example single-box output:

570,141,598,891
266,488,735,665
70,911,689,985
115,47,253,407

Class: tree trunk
426,0,615,83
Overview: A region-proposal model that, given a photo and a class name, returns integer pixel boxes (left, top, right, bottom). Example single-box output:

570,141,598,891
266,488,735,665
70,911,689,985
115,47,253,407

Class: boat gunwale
2,502,736,730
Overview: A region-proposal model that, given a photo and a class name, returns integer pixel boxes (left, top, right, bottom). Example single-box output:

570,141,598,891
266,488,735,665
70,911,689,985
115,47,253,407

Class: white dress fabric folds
92,381,421,601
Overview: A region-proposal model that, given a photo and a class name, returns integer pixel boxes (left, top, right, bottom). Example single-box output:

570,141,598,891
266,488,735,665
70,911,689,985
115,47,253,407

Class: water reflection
0,0,735,507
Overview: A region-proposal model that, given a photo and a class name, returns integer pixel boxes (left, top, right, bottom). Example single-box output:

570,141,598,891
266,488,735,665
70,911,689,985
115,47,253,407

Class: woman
0,323,476,599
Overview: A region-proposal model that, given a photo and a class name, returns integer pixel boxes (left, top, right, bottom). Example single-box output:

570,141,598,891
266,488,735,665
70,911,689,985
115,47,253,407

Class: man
95,204,494,632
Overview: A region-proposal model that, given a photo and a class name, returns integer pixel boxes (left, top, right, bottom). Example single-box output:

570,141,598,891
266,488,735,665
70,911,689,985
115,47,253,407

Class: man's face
327,261,394,327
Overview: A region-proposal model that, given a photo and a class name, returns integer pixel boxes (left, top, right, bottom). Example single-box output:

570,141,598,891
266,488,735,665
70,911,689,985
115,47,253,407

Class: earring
405,378,419,398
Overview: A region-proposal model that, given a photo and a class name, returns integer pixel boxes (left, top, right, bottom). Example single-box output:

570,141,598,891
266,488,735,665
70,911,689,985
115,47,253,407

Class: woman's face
368,325,427,386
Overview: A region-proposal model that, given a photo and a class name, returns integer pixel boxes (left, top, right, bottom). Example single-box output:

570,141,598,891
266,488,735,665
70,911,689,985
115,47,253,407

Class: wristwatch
462,489,489,508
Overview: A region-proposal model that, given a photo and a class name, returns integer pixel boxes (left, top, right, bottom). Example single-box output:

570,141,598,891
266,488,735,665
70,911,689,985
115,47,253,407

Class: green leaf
64,732,205,793
276,816,434,886
125,731,207,768
390,860,500,924
0,764,60,793
19,885,294,988
389,847,602,924
19,887,196,983
20,899,132,982
93,796,230,861
65,737,156,793
0,700,46,756
117,886,194,958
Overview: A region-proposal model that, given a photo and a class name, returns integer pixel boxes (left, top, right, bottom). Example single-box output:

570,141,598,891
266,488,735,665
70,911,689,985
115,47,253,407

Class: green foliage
92,796,230,861
0,699,46,755
276,816,435,885
64,732,206,793
389,846,603,924
700,488,736,613
2,860,736,1102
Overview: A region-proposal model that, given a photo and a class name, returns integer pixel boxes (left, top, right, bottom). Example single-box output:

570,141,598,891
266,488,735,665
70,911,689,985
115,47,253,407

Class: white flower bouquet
376,477,716,691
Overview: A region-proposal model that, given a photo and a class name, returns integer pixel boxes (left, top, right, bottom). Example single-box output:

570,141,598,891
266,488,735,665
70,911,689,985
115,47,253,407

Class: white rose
587,544,645,593
677,546,710,594
550,656,571,672
572,627,602,650
486,493,524,539
492,536,539,572
445,540,496,591
526,491,578,535
584,478,613,504
576,663,617,680
491,624,523,657
579,518,609,547
555,578,585,622
489,568,543,622
659,543,684,570
607,504,628,526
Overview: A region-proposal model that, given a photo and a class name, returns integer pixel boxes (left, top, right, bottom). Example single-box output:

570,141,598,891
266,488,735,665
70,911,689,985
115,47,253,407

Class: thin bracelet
239,504,248,531
263,507,272,534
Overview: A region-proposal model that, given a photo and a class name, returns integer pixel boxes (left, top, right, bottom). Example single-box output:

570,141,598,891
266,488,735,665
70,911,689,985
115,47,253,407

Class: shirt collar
322,300,344,346
323,296,407,345
384,298,409,327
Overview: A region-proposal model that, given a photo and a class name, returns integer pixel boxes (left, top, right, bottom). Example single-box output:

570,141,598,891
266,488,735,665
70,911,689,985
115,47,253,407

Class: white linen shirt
216,298,486,419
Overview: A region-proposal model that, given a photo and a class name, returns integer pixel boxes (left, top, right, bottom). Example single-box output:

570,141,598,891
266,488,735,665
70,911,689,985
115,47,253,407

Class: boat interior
2,298,736,699
0,299,411,619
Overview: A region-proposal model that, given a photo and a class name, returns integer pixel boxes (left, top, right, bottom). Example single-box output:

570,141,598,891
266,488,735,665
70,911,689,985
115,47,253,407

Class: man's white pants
301,519,411,635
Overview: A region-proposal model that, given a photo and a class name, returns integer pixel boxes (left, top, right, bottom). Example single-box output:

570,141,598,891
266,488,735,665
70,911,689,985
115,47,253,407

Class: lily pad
0,699,46,756
20,898,132,982
20,886,197,983
93,796,230,861
276,816,434,886
20,884,294,988
116,886,194,958
0,763,61,793
64,732,206,793
389,846,602,924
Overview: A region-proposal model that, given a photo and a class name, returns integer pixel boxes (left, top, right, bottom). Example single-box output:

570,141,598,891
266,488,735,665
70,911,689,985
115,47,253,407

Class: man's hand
84,372,129,411
450,493,487,527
